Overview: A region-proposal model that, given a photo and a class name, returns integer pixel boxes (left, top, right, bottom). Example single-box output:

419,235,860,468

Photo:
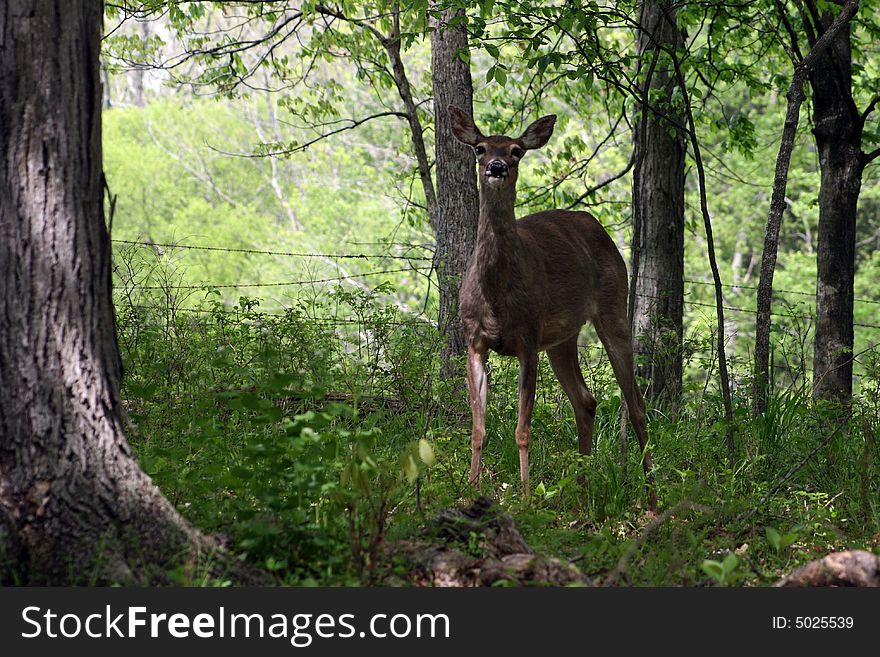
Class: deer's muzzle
486,160,508,178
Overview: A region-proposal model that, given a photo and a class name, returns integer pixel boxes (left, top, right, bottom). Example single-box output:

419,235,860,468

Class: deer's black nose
486,160,508,177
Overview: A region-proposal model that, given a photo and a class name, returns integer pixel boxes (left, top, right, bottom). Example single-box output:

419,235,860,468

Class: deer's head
448,106,556,191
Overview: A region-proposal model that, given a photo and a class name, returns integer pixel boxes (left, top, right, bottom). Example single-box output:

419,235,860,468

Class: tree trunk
429,4,479,379
630,0,685,405
753,0,860,414
809,4,863,403
0,1,208,584
753,78,809,414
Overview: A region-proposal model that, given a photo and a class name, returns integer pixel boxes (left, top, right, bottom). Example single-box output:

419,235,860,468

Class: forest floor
112,269,880,586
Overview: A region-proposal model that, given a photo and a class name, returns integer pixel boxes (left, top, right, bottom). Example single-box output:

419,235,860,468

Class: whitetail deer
449,106,656,509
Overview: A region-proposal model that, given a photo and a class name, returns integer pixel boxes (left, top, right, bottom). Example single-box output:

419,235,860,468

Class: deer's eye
511,146,524,158
474,145,486,155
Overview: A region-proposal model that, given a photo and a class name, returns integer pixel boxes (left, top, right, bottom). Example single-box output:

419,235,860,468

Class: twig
601,501,712,586
208,110,409,158
565,154,635,210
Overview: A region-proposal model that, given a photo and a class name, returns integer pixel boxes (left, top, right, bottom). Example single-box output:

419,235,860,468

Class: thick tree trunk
809,6,863,402
0,1,208,583
630,0,685,405
753,0,860,414
812,140,861,402
429,5,479,379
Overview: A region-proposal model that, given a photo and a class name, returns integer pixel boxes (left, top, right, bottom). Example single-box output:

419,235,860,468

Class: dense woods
1,0,879,585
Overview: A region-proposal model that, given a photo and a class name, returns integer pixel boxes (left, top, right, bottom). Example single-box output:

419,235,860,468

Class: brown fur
449,106,656,509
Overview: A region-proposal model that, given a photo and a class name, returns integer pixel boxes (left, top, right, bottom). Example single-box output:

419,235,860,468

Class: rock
775,550,880,587
477,553,586,587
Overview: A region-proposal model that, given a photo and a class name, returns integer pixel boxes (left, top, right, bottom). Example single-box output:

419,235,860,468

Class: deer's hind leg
547,336,597,455
593,314,658,510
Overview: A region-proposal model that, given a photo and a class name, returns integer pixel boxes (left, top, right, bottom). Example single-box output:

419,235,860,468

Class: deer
448,105,657,510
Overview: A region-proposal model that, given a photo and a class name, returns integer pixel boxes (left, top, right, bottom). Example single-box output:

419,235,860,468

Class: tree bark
0,0,208,583
429,4,479,379
384,30,438,222
312,4,471,374
754,79,809,414
630,0,685,405
753,0,861,414
809,2,863,402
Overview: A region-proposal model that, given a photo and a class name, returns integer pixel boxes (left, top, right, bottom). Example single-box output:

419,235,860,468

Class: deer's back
459,209,628,355
517,210,628,340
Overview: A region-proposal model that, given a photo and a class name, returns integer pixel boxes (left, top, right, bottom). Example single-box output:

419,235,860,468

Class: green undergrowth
115,263,880,586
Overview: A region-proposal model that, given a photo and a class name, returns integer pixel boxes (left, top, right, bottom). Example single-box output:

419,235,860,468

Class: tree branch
792,0,819,47
796,0,860,71
565,154,634,210
208,110,410,158
381,8,438,224
772,1,804,63
313,3,387,43
861,92,880,124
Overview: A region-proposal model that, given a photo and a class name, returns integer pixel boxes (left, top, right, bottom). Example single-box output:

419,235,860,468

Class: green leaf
722,553,739,574
780,532,799,550
766,526,781,551
403,453,419,484
454,46,471,64
265,557,288,571
537,55,550,75
239,392,265,411
418,439,435,467
701,559,723,581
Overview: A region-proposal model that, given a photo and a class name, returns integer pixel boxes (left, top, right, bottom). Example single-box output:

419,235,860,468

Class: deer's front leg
516,350,539,497
467,346,489,486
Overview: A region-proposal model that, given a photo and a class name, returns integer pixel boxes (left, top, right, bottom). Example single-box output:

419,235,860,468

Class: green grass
115,266,880,586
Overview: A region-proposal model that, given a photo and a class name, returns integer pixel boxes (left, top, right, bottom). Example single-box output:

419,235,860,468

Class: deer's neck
474,184,520,272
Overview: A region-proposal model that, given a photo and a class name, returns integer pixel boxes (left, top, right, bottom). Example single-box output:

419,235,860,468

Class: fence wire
112,238,880,330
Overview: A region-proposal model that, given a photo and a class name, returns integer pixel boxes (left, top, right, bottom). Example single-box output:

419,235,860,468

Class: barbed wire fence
111,237,880,393
111,237,436,322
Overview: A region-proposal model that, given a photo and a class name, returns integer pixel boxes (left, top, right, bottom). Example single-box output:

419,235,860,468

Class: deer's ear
519,115,556,150
448,105,483,147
